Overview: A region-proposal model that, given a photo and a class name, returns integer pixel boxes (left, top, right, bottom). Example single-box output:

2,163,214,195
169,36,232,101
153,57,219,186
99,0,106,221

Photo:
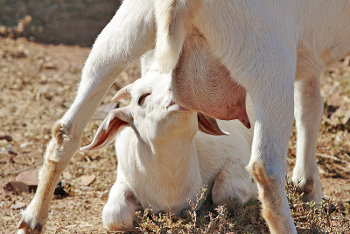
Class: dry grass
0,37,349,233
133,181,350,233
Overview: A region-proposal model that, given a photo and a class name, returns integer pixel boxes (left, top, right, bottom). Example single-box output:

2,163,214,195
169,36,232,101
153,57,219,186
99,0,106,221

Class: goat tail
154,0,201,73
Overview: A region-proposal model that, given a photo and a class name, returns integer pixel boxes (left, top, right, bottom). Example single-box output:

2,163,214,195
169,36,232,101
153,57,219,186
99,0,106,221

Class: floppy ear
197,113,228,136
111,84,132,102
80,107,132,151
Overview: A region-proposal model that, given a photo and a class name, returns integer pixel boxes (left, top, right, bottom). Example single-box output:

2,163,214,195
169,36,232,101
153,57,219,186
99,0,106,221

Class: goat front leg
292,76,324,202
18,1,155,233
212,160,257,205
102,179,139,231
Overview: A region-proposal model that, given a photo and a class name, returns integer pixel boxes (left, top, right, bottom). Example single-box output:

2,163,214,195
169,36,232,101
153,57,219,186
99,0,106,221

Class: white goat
80,53,256,229
18,1,350,233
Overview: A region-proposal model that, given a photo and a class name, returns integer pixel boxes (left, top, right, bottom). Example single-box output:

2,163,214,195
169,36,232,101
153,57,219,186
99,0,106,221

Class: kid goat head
81,73,227,152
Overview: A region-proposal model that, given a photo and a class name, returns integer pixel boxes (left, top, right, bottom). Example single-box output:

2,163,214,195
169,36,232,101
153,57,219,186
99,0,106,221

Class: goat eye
138,93,151,106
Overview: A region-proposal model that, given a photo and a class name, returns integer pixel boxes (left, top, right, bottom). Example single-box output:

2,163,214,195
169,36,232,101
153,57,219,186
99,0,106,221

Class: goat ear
197,113,229,136
80,107,132,151
111,83,132,102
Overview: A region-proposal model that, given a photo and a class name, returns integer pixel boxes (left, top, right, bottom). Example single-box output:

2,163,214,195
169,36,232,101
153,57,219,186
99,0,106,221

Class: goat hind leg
18,1,155,233
292,77,324,202
18,124,78,234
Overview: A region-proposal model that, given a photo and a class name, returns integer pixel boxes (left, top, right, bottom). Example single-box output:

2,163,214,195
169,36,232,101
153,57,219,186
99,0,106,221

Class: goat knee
45,122,79,161
102,201,135,230
212,163,256,205
102,184,138,231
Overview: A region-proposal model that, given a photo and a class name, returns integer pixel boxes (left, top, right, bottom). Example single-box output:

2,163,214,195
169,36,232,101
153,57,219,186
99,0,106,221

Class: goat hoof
18,219,43,234
18,207,45,234
102,204,134,231
292,177,323,202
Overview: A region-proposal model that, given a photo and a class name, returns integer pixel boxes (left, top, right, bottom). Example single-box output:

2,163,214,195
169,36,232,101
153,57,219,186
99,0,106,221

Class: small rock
99,190,109,200
326,105,339,118
7,145,14,152
12,201,26,210
7,144,17,155
12,51,27,59
43,62,57,70
54,181,70,199
78,175,96,186
8,150,17,156
16,168,40,186
0,147,7,155
20,142,30,148
63,171,73,180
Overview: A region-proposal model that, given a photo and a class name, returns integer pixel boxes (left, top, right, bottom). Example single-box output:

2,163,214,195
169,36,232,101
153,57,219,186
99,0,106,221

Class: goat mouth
167,100,176,109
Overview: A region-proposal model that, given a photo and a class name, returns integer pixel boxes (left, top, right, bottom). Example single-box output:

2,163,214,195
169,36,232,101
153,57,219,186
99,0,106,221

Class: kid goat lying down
18,24,257,233
80,51,257,230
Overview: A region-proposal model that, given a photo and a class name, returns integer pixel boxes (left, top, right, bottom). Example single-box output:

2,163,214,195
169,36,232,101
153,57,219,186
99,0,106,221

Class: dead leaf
16,167,40,186
0,135,12,142
12,201,26,210
78,175,96,186
4,181,36,194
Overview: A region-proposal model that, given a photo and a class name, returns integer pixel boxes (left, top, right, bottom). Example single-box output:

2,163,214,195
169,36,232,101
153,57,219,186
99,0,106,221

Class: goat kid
18,0,350,233
80,60,256,229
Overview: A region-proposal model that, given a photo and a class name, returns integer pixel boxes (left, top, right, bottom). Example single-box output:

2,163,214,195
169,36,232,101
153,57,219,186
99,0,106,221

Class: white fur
101,55,256,229
18,1,350,233
154,1,350,233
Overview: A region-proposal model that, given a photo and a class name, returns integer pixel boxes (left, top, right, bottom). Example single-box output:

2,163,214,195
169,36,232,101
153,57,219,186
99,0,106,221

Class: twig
317,153,340,162
0,135,12,142
5,160,43,176
317,154,350,173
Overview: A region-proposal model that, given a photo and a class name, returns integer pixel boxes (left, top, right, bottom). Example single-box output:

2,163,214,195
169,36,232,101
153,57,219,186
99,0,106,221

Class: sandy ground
0,37,349,233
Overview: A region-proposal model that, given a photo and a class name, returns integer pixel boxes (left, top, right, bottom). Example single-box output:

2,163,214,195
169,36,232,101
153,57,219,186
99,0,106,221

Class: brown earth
0,37,349,233
0,0,121,46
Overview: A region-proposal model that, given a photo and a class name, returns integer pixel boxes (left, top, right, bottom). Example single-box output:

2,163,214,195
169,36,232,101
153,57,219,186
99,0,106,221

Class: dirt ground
0,37,349,233
0,0,120,46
